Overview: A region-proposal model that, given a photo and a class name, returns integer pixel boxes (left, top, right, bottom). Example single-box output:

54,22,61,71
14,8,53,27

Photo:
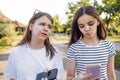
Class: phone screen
86,64,100,79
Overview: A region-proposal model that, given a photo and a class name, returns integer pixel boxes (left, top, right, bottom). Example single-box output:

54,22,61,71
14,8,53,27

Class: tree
0,23,16,37
65,0,91,35
65,0,120,36
101,0,120,32
52,15,64,33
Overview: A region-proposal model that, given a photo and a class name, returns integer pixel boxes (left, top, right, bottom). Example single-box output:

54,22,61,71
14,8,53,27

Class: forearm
108,72,116,80
107,56,116,80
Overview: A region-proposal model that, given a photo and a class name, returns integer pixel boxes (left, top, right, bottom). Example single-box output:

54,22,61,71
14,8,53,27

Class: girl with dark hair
67,6,116,80
4,10,64,80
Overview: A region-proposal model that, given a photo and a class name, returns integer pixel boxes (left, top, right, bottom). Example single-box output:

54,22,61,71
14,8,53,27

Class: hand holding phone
86,64,100,79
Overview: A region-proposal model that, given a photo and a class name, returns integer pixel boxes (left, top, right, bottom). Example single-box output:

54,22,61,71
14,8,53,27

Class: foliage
52,15,64,33
0,23,16,37
65,0,92,36
102,0,120,29
65,0,120,36
115,51,120,70
0,37,12,46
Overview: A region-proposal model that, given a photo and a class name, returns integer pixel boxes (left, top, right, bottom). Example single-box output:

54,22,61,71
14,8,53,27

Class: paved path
112,42,120,51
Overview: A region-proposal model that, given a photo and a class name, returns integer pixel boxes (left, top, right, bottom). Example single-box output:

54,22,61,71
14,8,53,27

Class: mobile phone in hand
86,64,100,79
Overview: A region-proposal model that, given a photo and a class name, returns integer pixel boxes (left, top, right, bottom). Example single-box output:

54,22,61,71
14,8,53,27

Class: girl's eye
48,25,52,29
79,25,84,28
40,23,45,26
88,22,94,26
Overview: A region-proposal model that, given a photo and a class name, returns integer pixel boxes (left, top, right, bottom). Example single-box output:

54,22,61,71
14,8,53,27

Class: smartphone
36,68,58,80
86,64,100,79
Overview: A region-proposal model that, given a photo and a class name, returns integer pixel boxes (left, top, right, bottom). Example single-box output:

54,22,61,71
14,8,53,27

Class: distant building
12,21,26,32
0,11,26,33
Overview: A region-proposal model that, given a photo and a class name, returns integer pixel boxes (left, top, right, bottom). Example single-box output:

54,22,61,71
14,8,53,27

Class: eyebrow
88,21,94,23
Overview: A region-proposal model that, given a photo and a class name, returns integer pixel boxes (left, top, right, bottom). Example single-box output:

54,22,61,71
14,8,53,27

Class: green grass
115,51,120,70
51,34,69,44
0,46,11,53
0,35,23,53
107,35,120,42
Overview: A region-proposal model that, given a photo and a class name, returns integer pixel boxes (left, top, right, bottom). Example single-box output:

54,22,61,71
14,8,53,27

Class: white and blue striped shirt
67,40,116,80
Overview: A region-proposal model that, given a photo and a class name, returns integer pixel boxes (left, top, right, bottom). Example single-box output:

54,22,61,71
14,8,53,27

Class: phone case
86,64,100,79
36,68,58,80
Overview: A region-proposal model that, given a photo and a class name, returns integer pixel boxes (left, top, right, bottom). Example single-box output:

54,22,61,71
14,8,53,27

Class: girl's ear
97,20,100,26
29,23,33,31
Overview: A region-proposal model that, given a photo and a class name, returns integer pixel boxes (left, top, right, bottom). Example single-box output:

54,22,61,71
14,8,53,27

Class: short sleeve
4,49,17,79
54,47,64,80
67,44,77,62
109,42,116,58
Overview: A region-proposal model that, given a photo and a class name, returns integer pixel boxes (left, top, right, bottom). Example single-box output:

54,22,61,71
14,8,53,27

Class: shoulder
69,40,83,50
10,44,27,55
101,40,114,47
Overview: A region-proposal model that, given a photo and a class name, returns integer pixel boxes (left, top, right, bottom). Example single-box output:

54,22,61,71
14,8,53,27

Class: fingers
91,76,99,80
77,73,92,80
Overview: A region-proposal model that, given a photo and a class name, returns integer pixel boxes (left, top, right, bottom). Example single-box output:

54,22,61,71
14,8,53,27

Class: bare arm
107,56,116,80
66,59,76,79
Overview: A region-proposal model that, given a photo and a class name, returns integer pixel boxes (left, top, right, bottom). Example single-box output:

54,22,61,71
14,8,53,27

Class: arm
107,56,116,80
66,59,76,79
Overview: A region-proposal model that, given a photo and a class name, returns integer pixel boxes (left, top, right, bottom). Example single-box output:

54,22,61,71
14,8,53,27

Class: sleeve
67,44,77,62
54,47,65,80
108,42,116,58
3,49,17,79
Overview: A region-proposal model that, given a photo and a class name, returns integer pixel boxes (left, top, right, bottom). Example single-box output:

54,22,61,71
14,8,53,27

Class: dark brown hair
68,5,106,47
17,11,56,59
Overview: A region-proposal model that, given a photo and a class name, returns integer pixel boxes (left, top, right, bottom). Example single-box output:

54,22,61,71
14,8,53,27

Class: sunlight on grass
107,35,120,42
0,35,23,53
0,46,11,53
51,34,69,44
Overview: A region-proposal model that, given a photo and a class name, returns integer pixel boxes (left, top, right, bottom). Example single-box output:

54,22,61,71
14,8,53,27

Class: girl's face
77,14,99,39
30,16,52,41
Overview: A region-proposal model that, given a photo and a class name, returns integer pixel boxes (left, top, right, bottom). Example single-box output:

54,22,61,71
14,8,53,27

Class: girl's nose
43,25,49,31
84,25,90,31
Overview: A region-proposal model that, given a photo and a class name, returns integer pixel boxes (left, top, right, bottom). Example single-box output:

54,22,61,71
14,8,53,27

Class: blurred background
0,0,120,80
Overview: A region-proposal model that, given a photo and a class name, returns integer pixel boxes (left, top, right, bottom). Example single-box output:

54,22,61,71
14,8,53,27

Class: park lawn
115,51,120,70
51,34,69,44
0,46,11,53
0,35,23,53
107,35,120,42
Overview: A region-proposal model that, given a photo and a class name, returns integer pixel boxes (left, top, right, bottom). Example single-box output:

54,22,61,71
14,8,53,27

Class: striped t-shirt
67,40,116,80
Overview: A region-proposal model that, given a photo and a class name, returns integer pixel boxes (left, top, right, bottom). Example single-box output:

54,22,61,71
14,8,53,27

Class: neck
81,37,100,46
28,40,44,50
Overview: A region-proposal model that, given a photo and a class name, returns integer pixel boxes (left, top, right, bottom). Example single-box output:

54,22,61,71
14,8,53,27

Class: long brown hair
17,11,56,59
68,5,106,47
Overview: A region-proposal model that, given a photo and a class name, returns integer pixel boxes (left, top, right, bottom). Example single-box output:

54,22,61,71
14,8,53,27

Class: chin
38,37,47,41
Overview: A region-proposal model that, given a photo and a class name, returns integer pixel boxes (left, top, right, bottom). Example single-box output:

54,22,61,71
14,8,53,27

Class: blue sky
0,0,79,24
